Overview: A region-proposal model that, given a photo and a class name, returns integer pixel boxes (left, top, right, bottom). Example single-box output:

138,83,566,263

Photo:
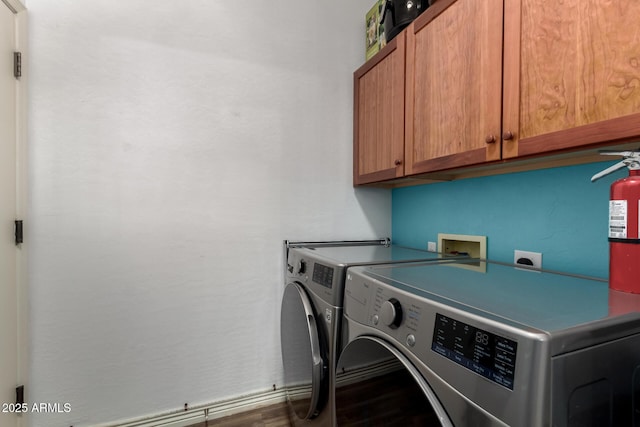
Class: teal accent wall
392,161,625,279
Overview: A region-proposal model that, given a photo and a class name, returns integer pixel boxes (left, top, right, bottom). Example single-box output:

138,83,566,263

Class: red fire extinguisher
592,151,640,293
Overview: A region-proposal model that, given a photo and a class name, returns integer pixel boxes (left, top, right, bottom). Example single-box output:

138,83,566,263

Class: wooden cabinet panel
353,0,640,187
504,0,640,158
405,0,503,174
353,34,406,185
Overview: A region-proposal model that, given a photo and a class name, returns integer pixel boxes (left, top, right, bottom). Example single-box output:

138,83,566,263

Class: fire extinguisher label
609,200,627,238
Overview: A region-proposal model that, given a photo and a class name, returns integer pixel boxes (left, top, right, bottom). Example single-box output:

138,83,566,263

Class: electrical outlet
514,250,542,271
427,241,437,252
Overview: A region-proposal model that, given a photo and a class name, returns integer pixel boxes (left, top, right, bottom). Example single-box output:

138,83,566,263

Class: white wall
27,1,390,426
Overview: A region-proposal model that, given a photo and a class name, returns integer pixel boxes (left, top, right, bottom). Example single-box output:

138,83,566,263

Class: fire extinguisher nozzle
591,161,628,182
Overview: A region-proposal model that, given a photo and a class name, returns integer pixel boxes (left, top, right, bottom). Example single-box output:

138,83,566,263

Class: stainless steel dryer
280,240,456,427
337,259,640,426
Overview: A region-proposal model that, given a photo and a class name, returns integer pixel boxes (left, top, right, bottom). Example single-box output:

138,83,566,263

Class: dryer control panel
286,249,344,306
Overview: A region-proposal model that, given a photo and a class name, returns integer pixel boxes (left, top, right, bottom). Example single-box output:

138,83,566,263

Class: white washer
337,259,640,426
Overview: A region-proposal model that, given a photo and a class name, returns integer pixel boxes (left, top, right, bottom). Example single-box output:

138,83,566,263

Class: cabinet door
405,0,503,175
353,34,406,186
503,0,640,158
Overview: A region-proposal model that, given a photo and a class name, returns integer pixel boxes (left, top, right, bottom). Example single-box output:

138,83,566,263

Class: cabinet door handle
394,159,402,166
502,131,514,141
485,135,497,144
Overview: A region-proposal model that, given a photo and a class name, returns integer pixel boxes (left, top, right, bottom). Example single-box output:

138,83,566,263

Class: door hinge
15,220,23,245
14,51,21,79
16,385,24,405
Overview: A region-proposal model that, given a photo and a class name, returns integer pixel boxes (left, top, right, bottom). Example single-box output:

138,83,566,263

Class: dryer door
280,282,327,420
335,336,453,426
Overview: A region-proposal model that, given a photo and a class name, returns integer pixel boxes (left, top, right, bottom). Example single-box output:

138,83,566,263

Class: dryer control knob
380,298,403,329
296,259,307,275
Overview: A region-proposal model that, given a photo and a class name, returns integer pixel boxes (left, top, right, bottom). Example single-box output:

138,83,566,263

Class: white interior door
0,1,20,426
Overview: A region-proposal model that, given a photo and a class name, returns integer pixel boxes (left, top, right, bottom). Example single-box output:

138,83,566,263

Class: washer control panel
431,313,517,390
344,269,521,392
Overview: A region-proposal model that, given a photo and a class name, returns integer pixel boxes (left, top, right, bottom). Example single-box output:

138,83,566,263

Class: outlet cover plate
514,250,542,271
427,241,437,252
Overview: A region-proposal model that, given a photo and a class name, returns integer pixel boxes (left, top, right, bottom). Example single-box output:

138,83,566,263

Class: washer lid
280,282,326,420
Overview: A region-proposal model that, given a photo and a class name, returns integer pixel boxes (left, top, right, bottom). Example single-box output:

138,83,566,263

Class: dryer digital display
431,313,517,390
312,263,334,289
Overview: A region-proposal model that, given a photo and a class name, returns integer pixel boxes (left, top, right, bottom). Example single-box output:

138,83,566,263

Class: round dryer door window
335,336,452,426
280,282,327,420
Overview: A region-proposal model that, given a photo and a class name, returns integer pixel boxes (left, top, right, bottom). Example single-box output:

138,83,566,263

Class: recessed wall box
438,233,487,272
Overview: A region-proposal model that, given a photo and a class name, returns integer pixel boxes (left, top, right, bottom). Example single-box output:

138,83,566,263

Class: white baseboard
98,388,288,427
335,358,401,387
97,360,397,427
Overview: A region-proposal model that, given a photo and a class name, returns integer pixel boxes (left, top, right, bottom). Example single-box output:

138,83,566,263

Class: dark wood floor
187,401,292,426
187,369,430,426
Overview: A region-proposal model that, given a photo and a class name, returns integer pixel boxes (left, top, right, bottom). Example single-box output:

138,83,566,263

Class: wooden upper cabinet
405,0,504,175
353,0,640,187
353,33,406,186
503,0,640,158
